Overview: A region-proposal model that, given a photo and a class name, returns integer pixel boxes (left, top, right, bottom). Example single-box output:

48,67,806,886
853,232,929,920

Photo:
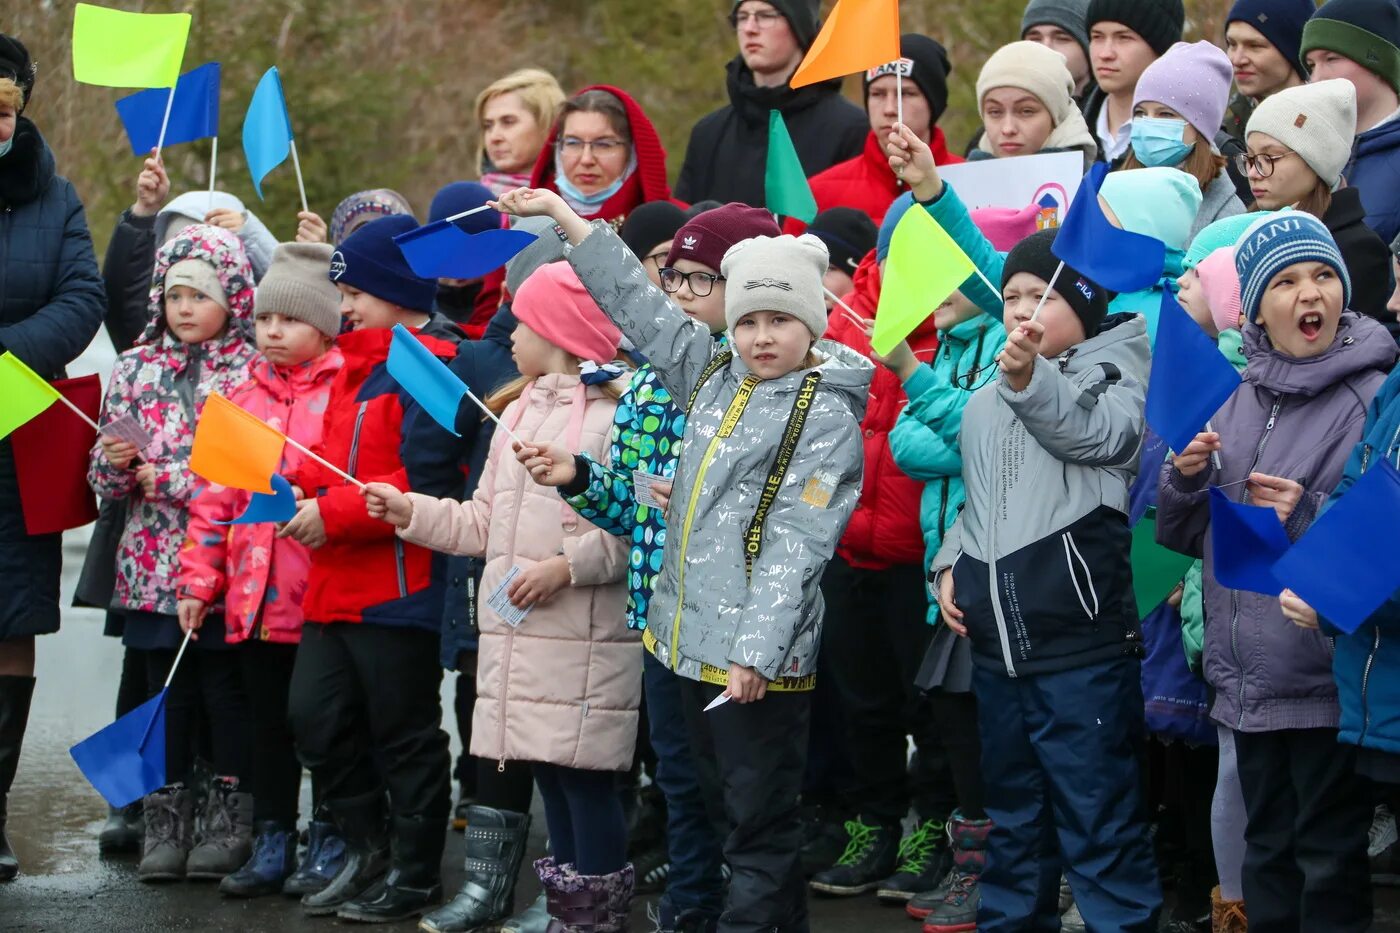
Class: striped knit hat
1234,213,1350,322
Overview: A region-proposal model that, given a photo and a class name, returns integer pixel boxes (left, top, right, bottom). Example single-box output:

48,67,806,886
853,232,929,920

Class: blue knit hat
1234,212,1351,322
877,194,917,263
1227,0,1316,80
329,214,437,312
428,181,502,235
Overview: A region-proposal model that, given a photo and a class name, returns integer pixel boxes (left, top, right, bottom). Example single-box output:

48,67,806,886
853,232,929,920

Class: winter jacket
1221,91,1254,148
1188,170,1247,244
1323,186,1396,331
1346,115,1400,245
177,350,344,643
290,322,464,633
0,115,105,635
889,312,1006,623
569,223,870,684
674,57,868,207
932,314,1152,678
781,130,964,235
87,225,259,616
103,192,278,353
1156,313,1398,732
398,372,637,771
915,186,1009,317
822,255,937,569
529,85,676,225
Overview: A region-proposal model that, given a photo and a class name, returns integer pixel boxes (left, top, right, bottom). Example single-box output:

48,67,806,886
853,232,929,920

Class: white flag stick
154,85,176,158
289,138,309,214
207,136,218,216
1029,260,1065,323
53,391,100,432
282,436,365,489
445,204,493,224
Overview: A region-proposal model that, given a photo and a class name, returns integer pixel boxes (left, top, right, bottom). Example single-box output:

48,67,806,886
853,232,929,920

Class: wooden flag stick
282,436,364,489
289,138,309,214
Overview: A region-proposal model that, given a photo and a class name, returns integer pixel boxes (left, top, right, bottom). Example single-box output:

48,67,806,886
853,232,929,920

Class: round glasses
1234,151,1295,178
659,268,725,297
731,9,785,29
559,136,629,159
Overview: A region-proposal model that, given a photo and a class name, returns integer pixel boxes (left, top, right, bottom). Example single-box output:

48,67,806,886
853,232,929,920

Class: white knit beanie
721,234,829,339
1245,79,1357,190
976,41,1077,127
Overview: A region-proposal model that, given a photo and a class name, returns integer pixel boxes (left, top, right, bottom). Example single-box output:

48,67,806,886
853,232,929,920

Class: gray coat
569,224,870,683
1187,170,1247,244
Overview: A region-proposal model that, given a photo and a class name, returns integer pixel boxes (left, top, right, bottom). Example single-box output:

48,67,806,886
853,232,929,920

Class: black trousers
681,677,811,933
115,645,147,719
241,640,305,825
928,691,984,818
1147,737,1218,922
1235,728,1373,933
288,622,450,829
145,642,249,786
819,556,953,825
453,661,476,793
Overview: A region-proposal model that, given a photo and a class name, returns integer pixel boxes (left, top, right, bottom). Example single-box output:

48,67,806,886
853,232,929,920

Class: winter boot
500,892,551,933
187,776,254,879
419,806,531,933
877,816,952,903
1211,885,1247,933
98,802,144,854
337,814,445,922
537,856,635,933
282,818,346,896
917,811,992,933
138,784,194,882
0,675,35,883
301,789,390,916
808,818,901,896
220,821,297,897
905,869,958,921
799,803,850,878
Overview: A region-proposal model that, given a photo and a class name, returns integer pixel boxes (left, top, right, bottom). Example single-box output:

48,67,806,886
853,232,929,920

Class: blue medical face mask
1130,117,1195,167
0,135,11,159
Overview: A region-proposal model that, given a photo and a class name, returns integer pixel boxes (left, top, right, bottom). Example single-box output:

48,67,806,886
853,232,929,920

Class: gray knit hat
254,243,342,337
505,215,572,296
721,234,830,339
1245,79,1357,190
1021,0,1092,59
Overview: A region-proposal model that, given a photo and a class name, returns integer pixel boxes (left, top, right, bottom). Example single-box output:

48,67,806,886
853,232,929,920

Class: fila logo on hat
1074,277,1096,303
329,251,347,280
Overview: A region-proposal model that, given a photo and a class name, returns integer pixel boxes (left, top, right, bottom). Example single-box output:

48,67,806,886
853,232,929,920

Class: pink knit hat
971,203,1041,251
511,262,622,365
1196,247,1243,334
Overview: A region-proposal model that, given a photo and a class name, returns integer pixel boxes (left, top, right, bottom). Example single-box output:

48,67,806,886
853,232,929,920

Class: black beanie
730,0,821,50
0,35,35,113
863,34,953,125
620,201,688,261
1086,0,1186,56
1001,229,1108,337
807,207,879,274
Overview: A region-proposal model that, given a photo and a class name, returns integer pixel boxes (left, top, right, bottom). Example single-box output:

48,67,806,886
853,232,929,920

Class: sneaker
1058,876,1073,914
877,818,952,903
799,804,850,879
921,873,980,933
809,819,901,896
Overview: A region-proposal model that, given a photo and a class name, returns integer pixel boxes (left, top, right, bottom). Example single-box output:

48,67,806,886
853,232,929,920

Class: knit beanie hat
329,214,437,312
1002,228,1109,336
863,34,953,125
1234,212,1351,322
1196,246,1245,333
428,181,501,235
807,207,878,275
328,189,415,246
620,201,688,260
721,234,830,338
1185,210,1277,268
667,202,782,271
877,194,917,263
1227,0,1315,80
504,215,572,296
0,35,35,112
972,203,1043,251
254,243,342,337
1132,41,1235,142
1301,0,1400,93
166,258,229,312
1086,0,1186,56
1100,166,1203,252
977,41,1079,122
1021,0,1092,59
511,263,622,365
730,0,821,49
1245,79,1357,189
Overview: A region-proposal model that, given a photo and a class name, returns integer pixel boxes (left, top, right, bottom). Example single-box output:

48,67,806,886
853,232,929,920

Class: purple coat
1156,312,1397,733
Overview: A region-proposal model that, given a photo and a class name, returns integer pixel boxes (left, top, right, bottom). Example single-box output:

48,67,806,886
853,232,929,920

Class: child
87,224,259,883
494,185,870,930
175,242,345,897
1157,213,1396,932
282,214,462,923
363,261,639,930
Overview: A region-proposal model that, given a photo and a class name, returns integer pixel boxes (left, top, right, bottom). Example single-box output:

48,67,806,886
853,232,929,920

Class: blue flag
1209,488,1290,596
114,61,220,156
213,472,296,525
394,224,537,281
1272,460,1400,633
387,324,467,436
1145,293,1242,453
242,66,293,199
70,690,168,808
1052,162,1166,293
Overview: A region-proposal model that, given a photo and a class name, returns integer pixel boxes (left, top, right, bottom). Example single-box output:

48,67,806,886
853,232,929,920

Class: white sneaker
1060,902,1087,932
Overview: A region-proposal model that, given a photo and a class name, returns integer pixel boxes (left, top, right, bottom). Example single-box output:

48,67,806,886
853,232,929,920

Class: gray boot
138,785,194,882
187,777,254,879
419,806,531,932
499,892,551,933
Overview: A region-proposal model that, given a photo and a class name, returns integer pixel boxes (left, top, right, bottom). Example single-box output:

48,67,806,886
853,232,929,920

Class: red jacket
292,327,463,632
823,252,940,569
785,128,963,234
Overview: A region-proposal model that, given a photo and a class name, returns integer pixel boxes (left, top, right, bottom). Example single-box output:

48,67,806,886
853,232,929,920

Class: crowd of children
9,0,1400,931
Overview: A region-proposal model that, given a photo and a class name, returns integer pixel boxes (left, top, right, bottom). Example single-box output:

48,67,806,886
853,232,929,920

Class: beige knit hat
166,258,229,311
974,41,1099,165
1245,79,1357,191
253,243,342,337
721,234,830,339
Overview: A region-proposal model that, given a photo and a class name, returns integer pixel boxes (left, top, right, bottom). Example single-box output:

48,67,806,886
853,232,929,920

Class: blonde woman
475,68,566,196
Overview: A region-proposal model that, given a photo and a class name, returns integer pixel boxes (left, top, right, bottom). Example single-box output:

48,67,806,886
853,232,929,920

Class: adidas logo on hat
682,235,698,250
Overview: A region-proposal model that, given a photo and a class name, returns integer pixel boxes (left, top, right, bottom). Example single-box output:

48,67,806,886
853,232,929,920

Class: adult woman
0,36,105,881
970,40,1098,169
528,86,675,226
475,68,566,197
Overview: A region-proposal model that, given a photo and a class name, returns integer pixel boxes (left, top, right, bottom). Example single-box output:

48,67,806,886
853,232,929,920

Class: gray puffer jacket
569,224,870,685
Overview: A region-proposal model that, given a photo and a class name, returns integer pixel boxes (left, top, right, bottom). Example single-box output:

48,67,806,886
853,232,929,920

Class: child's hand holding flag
363,482,414,529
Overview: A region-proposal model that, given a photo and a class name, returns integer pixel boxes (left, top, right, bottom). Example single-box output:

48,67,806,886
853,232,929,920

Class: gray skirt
914,623,974,695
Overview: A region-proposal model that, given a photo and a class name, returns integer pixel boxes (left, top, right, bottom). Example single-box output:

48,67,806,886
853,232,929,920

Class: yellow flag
0,352,60,439
872,206,977,355
72,3,190,88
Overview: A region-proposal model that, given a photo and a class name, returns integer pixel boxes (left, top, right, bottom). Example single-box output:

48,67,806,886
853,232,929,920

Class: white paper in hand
485,566,532,628
633,470,669,510
101,413,153,450
704,693,731,713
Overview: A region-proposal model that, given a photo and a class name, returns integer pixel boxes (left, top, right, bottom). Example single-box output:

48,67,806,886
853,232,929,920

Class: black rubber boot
282,818,345,896
98,802,144,855
0,675,36,883
419,806,531,932
301,790,390,916
336,814,444,923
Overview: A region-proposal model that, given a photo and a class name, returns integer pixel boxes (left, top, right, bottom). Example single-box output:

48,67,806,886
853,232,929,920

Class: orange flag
790,0,901,90
189,392,286,494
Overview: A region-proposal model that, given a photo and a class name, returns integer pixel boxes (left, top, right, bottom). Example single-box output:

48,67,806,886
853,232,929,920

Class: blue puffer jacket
1346,116,1400,247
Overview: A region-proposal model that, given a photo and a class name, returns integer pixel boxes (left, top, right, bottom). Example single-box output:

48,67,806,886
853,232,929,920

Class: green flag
0,352,60,439
872,204,976,355
1131,514,1194,619
765,110,817,224
72,3,191,88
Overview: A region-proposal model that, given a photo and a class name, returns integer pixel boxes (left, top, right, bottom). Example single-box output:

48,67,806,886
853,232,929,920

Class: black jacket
674,57,867,206
102,209,159,353
1326,185,1398,338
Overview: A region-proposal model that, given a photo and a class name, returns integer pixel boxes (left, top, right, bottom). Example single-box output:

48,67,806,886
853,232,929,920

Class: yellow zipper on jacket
669,375,760,669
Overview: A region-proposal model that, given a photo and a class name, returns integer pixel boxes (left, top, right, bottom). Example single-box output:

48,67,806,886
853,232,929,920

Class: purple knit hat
1132,40,1234,142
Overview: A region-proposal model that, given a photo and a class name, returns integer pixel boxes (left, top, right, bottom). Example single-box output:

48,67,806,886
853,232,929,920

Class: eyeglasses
659,267,725,297
559,136,629,158
644,250,669,269
731,9,785,28
1234,151,1295,178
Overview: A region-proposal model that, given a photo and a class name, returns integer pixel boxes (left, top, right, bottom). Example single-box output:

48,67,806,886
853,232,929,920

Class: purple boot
535,857,635,932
